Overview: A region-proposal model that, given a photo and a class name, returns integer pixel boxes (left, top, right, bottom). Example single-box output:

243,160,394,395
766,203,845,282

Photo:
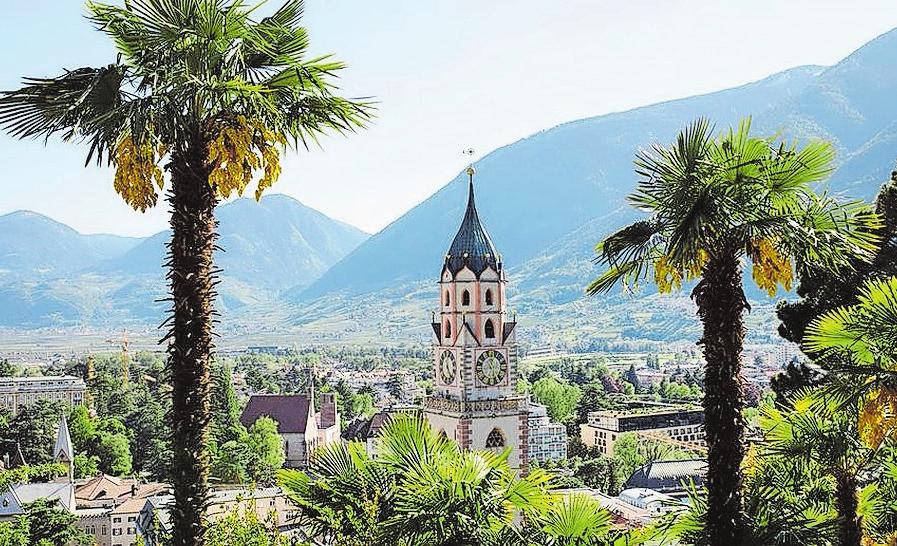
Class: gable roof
11,482,74,512
240,394,312,434
75,474,133,502
54,414,74,463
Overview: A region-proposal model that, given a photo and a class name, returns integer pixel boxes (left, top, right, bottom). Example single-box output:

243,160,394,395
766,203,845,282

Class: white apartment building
0,375,86,415
527,402,567,463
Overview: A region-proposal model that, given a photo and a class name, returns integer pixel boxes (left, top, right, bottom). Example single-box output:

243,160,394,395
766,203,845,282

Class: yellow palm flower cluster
207,115,284,201
654,250,708,293
863,532,897,546
113,136,164,212
858,388,897,449
654,255,682,293
751,238,794,297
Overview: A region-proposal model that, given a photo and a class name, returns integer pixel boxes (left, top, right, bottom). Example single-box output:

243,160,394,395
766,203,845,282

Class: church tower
423,165,528,473
53,414,74,483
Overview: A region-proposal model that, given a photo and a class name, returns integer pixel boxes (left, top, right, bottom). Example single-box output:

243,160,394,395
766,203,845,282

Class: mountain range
3,28,897,345
0,195,367,327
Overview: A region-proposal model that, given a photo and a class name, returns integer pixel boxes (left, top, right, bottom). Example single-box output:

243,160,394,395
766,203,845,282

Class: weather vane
463,148,476,179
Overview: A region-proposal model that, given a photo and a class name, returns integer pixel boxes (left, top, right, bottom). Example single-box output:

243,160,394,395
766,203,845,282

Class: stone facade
240,392,340,468
423,168,528,473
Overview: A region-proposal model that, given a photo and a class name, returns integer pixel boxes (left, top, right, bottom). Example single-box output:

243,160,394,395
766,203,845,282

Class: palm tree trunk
165,135,217,546
693,249,747,546
834,469,862,546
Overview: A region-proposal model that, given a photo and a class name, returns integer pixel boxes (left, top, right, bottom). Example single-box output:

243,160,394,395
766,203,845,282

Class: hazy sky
2,1,897,236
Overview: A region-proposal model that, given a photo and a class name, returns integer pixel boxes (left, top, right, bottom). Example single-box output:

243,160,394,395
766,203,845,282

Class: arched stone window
484,319,495,339
444,320,452,340
485,289,493,306
444,290,451,307
485,428,505,449
462,289,470,306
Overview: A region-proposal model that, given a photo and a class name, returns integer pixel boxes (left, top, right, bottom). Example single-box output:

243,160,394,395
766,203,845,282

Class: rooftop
444,173,500,279
240,394,312,434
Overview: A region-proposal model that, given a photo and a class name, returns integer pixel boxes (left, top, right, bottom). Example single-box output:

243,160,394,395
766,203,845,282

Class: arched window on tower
444,320,452,341
444,290,451,307
462,290,470,306
485,428,505,450
484,319,495,339
485,289,493,306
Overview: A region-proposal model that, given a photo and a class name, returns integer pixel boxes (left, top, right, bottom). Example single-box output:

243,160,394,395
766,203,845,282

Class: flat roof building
0,375,86,416
580,406,704,456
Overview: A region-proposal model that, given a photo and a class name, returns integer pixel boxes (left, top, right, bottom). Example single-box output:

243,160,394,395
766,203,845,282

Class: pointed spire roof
54,414,74,463
444,167,500,278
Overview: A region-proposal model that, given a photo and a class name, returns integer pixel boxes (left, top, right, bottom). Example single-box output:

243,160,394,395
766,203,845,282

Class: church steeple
444,166,501,279
53,414,74,482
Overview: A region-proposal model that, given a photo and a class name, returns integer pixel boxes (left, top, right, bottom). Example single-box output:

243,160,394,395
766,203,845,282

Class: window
484,319,495,339
462,290,470,306
444,290,451,306
444,321,452,340
485,428,505,449
113,517,122,524
485,289,493,306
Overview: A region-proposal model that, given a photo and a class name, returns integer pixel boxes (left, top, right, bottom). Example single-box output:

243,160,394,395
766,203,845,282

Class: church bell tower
423,165,528,473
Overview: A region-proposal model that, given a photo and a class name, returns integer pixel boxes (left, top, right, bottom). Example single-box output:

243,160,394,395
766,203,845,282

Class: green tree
0,517,29,546
0,359,17,377
4,400,66,464
248,417,285,485
532,377,582,423
623,363,641,392
205,509,287,545
91,429,133,476
24,498,92,546
587,118,879,544
0,3,371,544
211,440,253,484
126,382,171,480
67,405,96,451
211,363,243,446
73,454,100,479
777,176,897,350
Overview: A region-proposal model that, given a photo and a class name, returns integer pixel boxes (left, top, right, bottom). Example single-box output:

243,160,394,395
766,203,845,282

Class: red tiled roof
240,394,311,434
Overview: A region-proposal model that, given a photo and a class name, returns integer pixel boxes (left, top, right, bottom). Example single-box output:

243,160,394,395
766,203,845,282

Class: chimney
131,482,138,497
319,392,338,429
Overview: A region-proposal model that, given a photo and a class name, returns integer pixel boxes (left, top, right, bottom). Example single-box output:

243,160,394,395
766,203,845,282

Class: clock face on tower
439,350,457,384
476,350,507,386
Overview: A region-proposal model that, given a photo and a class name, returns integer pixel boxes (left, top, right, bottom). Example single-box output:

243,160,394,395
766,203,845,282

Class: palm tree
805,276,897,448
588,118,880,545
761,391,891,546
281,415,562,546
279,439,400,546
0,2,370,544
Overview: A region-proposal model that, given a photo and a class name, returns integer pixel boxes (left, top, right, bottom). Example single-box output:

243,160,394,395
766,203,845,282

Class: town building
240,392,340,468
0,375,86,416
527,402,567,463
579,406,704,456
623,459,706,497
136,487,293,546
422,166,529,473
74,475,168,546
0,415,75,521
